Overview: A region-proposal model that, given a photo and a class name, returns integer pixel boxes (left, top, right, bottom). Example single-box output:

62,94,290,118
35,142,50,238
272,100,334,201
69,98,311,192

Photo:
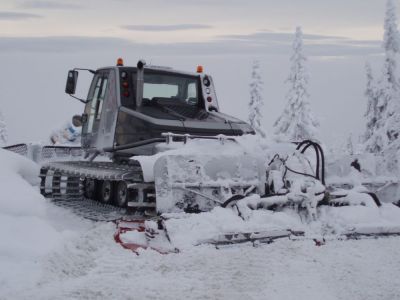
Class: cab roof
97,65,204,77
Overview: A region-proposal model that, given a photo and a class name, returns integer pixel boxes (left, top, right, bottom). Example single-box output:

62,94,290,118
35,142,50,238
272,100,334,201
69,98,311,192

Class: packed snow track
6,222,400,300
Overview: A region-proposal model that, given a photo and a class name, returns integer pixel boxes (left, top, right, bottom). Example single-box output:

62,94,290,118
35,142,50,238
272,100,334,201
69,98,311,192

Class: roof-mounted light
117,58,124,66
197,65,204,73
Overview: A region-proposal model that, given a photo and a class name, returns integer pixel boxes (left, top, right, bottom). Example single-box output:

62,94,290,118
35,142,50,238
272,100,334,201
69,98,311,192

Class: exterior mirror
72,115,83,127
65,70,78,94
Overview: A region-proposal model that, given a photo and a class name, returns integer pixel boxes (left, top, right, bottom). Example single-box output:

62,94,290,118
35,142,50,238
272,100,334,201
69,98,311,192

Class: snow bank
0,148,39,185
0,149,82,297
0,148,44,217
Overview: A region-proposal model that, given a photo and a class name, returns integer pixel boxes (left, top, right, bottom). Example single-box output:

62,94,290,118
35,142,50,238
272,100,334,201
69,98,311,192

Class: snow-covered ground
0,149,92,297
1,148,400,300
11,226,400,300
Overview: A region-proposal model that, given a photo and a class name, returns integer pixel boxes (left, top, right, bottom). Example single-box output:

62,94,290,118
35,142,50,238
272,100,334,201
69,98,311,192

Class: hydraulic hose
296,140,326,185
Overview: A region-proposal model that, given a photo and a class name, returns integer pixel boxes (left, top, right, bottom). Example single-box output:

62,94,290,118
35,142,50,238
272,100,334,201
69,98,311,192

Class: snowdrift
0,149,71,295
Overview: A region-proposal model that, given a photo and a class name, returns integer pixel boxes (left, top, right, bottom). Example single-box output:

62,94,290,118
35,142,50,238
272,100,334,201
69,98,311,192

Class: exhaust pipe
136,59,146,108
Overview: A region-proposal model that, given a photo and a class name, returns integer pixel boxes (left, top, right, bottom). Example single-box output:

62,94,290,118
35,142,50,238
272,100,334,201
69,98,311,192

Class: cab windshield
143,72,200,107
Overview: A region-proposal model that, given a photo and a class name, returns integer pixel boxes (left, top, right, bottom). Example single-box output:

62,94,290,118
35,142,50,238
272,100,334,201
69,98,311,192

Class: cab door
81,70,110,149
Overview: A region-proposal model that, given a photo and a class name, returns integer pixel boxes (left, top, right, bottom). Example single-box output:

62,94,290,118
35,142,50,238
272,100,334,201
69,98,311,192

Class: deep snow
1,148,400,300
0,149,93,297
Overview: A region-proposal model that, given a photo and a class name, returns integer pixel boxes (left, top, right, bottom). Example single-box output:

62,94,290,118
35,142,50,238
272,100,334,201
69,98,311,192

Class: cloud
217,31,382,56
221,31,349,43
121,24,212,32
19,1,82,9
341,39,381,47
0,11,42,20
0,34,383,57
0,36,132,52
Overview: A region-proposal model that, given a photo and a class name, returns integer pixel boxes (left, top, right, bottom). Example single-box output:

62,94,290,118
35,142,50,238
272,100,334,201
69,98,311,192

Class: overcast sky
0,0,387,41
0,0,394,145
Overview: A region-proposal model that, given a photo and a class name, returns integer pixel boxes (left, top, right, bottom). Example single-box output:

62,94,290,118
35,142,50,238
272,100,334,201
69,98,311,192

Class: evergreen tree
365,0,400,154
0,110,8,146
378,59,398,147
382,0,400,99
248,60,266,138
364,62,384,153
364,62,377,142
273,26,319,142
380,0,400,149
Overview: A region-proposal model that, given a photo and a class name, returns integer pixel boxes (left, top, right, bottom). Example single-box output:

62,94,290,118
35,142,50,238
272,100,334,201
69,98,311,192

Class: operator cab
65,59,253,157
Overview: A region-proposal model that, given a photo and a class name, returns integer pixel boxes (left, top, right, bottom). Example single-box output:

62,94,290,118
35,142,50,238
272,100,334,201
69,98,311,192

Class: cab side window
84,73,109,134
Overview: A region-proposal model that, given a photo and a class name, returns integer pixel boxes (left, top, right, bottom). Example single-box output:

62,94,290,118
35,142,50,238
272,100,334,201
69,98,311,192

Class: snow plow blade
154,154,266,213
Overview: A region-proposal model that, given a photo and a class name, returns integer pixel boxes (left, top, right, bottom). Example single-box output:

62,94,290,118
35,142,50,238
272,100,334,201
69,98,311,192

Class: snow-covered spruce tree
363,62,384,153
248,60,266,138
383,0,400,74
381,0,400,149
273,27,319,142
364,0,400,174
364,0,400,154
0,110,8,146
